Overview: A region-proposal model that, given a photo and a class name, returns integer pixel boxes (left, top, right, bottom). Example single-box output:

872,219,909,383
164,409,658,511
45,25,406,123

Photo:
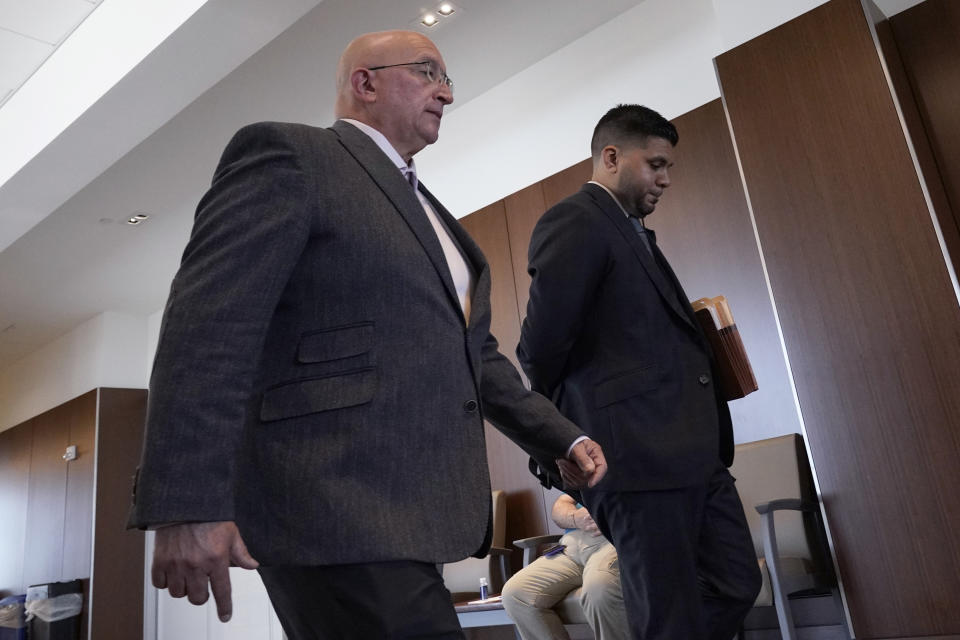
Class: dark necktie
400,166,418,190
628,216,654,255
629,216,689,311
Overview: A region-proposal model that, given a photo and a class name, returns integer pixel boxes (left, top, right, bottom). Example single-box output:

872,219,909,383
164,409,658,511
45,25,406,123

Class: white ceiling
0,0,648,366
0,0,928,369
0,0,101,108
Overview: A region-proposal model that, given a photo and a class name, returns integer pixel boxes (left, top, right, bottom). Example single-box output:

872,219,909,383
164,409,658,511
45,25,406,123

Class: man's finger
229,533,260,570
568,442,596,474
209,564,234,623
166,574,187,599
582,440,608,487
557,458,587,488
185,567,212,606
151,563,168,590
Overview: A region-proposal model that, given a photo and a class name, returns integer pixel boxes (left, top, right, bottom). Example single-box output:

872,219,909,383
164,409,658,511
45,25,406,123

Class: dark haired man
518,104,760,639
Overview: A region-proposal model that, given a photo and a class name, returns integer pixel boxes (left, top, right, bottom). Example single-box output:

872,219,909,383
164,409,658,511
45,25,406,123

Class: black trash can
0,594,26,640
24,581,83,640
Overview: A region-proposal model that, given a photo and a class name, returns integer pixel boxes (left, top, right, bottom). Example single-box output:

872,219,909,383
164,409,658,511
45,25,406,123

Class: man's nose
437,84,453,105
658,169,670,188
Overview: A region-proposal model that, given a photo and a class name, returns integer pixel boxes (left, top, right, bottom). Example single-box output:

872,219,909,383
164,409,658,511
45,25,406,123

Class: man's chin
420,127,440,145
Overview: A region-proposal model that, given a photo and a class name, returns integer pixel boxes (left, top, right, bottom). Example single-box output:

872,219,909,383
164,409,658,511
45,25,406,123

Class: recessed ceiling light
421,13,438,27
437,3,454,16
127,213,150,225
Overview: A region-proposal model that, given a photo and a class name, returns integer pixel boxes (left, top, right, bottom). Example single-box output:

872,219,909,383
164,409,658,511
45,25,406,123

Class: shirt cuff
565,435,590,458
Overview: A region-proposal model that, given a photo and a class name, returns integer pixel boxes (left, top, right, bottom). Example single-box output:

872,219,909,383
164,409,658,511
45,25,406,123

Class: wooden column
90,388,146,640
716,0,960,636
888,0,960,274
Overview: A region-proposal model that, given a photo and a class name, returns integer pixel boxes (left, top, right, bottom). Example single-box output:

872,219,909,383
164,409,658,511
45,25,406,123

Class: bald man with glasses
129,30,607,640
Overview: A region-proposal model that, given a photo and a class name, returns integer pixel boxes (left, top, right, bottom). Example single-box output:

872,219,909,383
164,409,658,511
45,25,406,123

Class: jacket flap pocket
261,368,376,422
297,323,373,363
594,365,659,408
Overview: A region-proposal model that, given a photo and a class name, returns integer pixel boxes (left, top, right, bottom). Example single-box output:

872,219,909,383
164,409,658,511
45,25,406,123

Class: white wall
417,0,829,217
0,311,148,431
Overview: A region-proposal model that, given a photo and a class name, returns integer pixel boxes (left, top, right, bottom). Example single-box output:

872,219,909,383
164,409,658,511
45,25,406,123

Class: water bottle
478,577,489,600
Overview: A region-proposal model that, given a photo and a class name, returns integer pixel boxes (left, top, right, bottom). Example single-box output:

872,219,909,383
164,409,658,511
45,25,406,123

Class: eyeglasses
367,60,454,94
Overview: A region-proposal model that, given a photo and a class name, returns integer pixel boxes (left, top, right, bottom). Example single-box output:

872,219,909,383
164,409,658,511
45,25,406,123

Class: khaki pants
501,529,629,640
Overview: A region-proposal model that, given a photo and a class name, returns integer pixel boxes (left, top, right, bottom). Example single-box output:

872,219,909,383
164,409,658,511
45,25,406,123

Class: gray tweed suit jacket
129,120,583,566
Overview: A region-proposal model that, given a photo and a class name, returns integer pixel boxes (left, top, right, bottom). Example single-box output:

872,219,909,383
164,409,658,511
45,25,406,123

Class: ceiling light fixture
421,13,438,27
127,213,150,225
437,3,454,16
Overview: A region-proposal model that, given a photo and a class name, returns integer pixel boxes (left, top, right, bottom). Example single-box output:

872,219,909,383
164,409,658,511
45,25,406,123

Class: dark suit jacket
129,120,583,566
517,183,732,492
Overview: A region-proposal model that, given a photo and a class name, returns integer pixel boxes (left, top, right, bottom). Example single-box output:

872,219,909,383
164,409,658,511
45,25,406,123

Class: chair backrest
442,490,507,598
730,433,817,560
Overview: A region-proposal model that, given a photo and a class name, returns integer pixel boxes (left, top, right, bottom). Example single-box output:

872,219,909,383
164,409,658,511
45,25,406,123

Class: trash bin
0,594,26,640
24,581,83,640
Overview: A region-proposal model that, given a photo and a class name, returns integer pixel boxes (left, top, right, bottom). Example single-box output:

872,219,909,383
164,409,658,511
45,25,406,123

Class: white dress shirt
341,119,475,324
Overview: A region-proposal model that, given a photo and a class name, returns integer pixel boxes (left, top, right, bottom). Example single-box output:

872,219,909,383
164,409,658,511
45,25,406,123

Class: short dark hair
590,104,678,158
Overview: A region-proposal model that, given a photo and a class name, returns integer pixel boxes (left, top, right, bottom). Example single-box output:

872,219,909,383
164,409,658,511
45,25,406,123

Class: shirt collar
340,118,418,187
588,180,633,220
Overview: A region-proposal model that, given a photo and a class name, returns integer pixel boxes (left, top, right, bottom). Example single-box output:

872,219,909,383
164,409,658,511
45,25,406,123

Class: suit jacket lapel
649,237,702,331
584,183,695,331
419,183,491,330
331,121,464,318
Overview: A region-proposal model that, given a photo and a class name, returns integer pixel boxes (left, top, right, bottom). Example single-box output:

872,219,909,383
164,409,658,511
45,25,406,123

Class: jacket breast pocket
260,368,377,422
297,322,373,363
593,364,659,408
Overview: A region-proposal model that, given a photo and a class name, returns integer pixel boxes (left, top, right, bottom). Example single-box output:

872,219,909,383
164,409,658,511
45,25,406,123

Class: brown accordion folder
691,295,758,400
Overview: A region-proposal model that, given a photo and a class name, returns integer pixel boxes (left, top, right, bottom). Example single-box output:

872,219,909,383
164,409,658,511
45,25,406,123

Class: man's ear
600,145,620,173
350,68,377,103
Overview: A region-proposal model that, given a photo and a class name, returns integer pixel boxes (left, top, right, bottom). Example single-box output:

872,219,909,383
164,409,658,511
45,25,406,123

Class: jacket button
698,374,710,385
463,400,478,413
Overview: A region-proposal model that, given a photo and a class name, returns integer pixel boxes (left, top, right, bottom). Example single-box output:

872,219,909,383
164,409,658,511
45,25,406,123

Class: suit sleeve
477,332,585,466
131,123,313,527
517,201,609,398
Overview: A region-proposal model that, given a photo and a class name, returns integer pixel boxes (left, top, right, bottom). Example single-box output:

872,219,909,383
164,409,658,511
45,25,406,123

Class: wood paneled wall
460,99,802,544
652,101,800,445
0,421,32,595
889,0,960,274
16,391,97,591
871,6,960,283
0,388,146,639
460,204,553,562
716,0,960,636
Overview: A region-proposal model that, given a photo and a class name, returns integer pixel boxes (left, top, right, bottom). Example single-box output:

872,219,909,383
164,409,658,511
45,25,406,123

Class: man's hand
560,438,608,488
152,521,259,623
572,506,602,536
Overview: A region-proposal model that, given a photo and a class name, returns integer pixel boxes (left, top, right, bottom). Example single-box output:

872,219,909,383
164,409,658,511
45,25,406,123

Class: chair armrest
488,546,513,584
512,534,563,566
754,497,824,640
755,499,818,515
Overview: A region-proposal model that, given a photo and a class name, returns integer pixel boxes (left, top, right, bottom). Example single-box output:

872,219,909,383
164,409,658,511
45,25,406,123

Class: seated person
502,494,628,640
